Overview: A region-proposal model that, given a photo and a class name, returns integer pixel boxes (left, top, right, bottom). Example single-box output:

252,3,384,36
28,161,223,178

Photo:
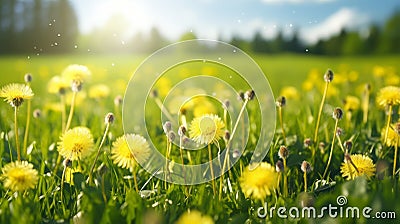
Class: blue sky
70,0,400,43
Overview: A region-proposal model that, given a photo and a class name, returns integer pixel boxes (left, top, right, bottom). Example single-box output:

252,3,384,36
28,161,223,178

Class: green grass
0,53,400,223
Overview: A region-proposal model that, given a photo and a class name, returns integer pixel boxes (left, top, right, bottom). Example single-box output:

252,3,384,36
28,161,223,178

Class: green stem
61,94,66,133
23,99,31,155
384,105,393,144
279,106,287,145
179,136,187,184
283,158,288,197
14,106,20,161
322,119,339,179
219,140,230,199
394,137,398,177
133,167,139,193
88,123,110,185
65,91,77,132
208,144,216,196
314,82,329,144
303,172,307,192
154,97,174,123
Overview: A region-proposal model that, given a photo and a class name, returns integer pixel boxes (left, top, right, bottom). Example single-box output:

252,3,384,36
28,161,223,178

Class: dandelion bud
278,145,289,159
332,107,343,120
301,161,312,173
336,127,343,136
276,160,284,172
97,163,108,176
232,149,240,158
224,130,230,142
364,83,371,92
178,125,186,136
344,153,352,163
303,138,312,148
24,73,33,83
319,142,325,150
394,122,400,135
182,136,191,146
276,96,286,107
105,112,115,124
344,140,353,151
114,95,123,106
59,87,66,95
63,158,72,168
163,121,172,134
33,109,41,118
244,90,255,101
323,69,334,83
168,131,176,142
223,99,230,110
237,91,245,102
71,80,82,92
150,89,158,98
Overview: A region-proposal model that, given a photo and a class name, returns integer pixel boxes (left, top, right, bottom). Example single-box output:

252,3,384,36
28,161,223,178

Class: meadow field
0,52,400,223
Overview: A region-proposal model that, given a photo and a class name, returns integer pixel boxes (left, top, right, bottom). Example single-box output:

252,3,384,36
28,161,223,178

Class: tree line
0,0,399,55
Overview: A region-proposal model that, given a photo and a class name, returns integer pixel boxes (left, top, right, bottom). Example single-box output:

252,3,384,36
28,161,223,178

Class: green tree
379,10,400,53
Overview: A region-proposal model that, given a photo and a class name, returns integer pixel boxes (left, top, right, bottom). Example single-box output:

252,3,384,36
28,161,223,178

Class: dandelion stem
278,106,287,145
362,85,370,124
384,105,393,144
101,175,107,203
61,94,66,132
88,123,110,185
179,135,187,184
314,82,329,144
394,137,398,177
219,140,230,199
336,135,346,153
164,139,171,188
154,97,174,123
208,144,216,196
133,167,139,193
230,99,249,145
323,119,339,179
65,91,77,132
303,172,307,192
61,165,66,202
14,106,20,161
23,99,31,155
283,158,288,197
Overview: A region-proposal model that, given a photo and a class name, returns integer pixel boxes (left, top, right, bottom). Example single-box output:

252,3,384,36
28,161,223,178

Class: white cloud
262,0,335,4
300,8,369,44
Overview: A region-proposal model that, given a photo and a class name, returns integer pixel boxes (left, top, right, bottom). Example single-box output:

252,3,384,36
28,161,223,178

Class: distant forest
0,0,399,55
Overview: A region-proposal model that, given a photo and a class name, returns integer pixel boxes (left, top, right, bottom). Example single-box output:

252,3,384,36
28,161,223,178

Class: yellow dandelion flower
111,134,151,171
340,154,375,180
88,84,110,99
373,65,386,78
176,210,214,224
376,86,400,108
61,64,91,84
0,83,34,107
1,161,39,192
343,95,360,112
382,127,400,147
47,76,69,94
57,127,94,161
280,86,300,100
189,114,225,145
239,162,278,200
193,100,217,117
385,74,400,86
302,80,314,91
